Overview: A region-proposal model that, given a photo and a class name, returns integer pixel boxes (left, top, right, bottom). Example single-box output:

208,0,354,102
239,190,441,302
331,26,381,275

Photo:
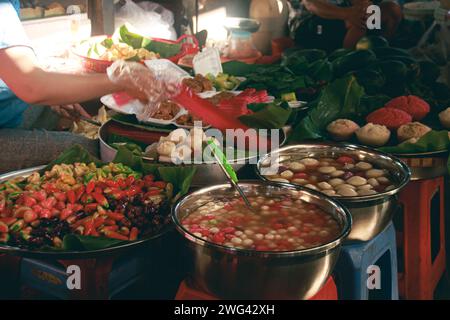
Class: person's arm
0,46,123,106
302,0,349,20
302,0,368,28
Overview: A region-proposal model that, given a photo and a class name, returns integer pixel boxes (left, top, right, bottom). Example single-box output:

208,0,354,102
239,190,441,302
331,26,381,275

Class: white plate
144,59,191,80
198,90,275,102
101,94,210,128
100,94,144,115
101,89,273,128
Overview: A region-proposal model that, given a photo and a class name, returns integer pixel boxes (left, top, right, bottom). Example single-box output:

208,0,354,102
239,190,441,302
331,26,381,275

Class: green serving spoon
207,139,255,212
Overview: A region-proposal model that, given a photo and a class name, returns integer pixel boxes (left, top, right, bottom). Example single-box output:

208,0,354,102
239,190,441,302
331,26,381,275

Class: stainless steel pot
394,150,448,180
99,120,286,187
256,143,411,242
172,181,352,300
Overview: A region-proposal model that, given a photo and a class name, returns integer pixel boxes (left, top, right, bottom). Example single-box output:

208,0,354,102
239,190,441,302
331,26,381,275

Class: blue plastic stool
333,222,399,300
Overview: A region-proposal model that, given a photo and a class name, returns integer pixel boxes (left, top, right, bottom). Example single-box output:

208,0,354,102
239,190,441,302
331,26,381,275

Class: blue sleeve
0,0,31,50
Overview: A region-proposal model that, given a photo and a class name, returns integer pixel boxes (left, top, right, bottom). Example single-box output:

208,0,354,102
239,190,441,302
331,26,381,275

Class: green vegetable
282,48,327,64
373,47,411,59
281,92,297,102
101,38,114,49
307,60,333,82
118,24,151,49
359,94,391,115
385,55,419,79
239,102,292,129
145,41,181,59
353,69,386,95
83,172,96,184
222,61,267,76
116,24,181,58
62,234,126,251
418,60,440,85
375,60,407,80
7,192,22,200
235,64,310,98
328,48,352,62
332,50,376,77
207,73,241,91
289,76,364,141
379,130,449,154
373,60,408,96
356,36,389,50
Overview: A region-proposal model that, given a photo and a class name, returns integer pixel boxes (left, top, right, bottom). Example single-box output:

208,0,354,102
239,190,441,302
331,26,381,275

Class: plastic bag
412,6,450,85
106,60,182,121
115,0,177,40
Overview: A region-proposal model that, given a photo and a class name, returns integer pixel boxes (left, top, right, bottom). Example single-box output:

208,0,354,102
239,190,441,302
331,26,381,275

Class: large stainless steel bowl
256,143,411,242
99,120,286,187
172,181,352,300
394,149,448,180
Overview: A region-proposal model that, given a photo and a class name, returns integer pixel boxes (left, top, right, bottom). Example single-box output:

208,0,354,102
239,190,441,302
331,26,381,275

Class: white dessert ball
356,123,391,147
326,119,360,141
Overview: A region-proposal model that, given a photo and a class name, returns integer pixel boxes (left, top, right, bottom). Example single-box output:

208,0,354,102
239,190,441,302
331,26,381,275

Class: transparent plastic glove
107,60,180,119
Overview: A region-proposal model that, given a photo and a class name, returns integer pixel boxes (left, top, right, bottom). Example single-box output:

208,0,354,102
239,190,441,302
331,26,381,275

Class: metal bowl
224,17,261,33
0,166,171,259
99,120,286,187
256,143,411,242
172,181,352,300
393,149,448,180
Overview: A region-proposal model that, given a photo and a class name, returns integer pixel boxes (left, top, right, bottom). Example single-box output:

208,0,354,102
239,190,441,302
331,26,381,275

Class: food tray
101,90,257,129
0,166,171,259
72,35,199,73
99,119,287,187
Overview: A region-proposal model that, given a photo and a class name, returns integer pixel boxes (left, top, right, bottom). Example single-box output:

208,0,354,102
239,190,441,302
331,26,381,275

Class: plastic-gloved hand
107,60,180,118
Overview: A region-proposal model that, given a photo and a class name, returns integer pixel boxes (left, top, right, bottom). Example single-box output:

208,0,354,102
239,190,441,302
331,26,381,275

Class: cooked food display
175,113,206,127
397,122,431,142
205,91,236,106
0,163,172,249
385,95,430,121
366,107,412,130
326,119,360,141
181,74,214,93
320,94,440,148
355,123,391,147
180,190,341,251
88,41,159,62
263,155,397,197
20,1,78,20
205,73,242,91
153,101,180,121
71,106,110,139
145,128,217,163
79,24,183,64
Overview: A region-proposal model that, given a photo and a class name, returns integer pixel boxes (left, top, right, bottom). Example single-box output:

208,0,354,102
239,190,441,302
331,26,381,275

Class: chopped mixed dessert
262,155,397,197
0,163,172,250
181,190,341,251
